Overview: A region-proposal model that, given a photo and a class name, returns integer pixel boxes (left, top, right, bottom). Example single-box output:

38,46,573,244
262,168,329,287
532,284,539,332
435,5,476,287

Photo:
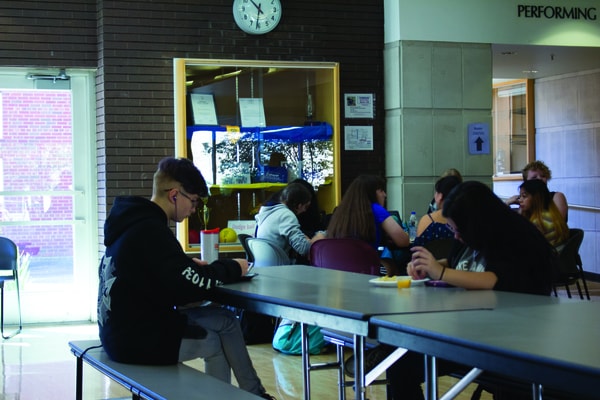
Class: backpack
272,318,325,355
227,307,278,345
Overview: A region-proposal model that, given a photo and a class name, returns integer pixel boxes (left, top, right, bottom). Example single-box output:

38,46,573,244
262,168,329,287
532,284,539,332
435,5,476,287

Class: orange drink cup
397,278,411,289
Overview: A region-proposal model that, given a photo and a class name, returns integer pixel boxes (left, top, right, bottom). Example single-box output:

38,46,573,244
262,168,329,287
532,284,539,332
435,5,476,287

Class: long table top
208,265,598,399
208,265,500,335
371,299,599,398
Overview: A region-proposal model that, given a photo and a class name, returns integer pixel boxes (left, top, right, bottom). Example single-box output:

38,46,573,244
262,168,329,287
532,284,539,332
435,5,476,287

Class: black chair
0,236,23,339
237,233,254,263
552,228,590,300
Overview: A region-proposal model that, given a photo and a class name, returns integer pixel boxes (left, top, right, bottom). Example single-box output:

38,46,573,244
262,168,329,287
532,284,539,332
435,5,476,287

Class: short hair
153,157,208,197
440,168,463,182
522,160,552,181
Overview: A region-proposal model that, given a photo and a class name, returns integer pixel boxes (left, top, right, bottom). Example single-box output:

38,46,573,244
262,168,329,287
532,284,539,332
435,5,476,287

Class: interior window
492,79,534,175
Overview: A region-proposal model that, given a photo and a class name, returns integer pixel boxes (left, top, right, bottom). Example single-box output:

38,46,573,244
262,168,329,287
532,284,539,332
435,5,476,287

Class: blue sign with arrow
468,123,490,155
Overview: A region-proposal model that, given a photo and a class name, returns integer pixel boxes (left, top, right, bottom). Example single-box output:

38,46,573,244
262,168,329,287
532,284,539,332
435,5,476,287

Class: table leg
301,322,311,400
75,356,83,400
353,334,366,400
532,383,543,400
336,343,347,400
424,354,438,400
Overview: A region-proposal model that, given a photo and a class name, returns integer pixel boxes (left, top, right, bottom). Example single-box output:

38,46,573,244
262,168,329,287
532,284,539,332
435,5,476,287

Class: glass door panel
0,68,98,323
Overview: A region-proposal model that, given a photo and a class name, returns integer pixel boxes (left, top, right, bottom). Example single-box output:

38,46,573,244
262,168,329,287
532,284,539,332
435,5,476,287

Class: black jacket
98,196,242,364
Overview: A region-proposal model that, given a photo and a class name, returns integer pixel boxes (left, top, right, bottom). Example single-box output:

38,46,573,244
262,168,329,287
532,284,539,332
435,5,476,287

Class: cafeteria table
206,265,500,400
371,297,597,400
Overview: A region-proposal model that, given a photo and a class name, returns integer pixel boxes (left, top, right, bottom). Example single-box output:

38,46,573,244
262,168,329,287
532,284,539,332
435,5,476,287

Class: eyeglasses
178,190,200,207
165,188,200,207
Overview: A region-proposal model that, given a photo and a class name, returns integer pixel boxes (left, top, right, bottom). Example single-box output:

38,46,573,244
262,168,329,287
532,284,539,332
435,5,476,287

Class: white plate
369,276,411,287
368,276,430,287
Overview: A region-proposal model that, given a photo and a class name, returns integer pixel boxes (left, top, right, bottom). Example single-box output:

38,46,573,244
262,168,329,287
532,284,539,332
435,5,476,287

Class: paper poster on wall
227,220,257,238
190,93,218,125
468,123,490,155
239,98,266,127
344,93,374,119
344,126,373,150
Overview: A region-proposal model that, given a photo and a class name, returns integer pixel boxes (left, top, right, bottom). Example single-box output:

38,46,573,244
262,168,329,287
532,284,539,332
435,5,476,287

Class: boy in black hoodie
98,157,275,399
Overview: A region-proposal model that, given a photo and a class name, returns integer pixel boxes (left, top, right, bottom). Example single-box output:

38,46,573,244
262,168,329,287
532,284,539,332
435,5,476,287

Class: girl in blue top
326,175,409,273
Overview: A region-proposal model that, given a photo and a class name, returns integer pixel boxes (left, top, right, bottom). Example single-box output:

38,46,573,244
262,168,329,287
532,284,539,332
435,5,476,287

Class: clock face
233,0,282,35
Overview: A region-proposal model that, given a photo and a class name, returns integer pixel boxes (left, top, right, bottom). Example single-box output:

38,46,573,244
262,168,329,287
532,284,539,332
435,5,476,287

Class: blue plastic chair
0,236,22,339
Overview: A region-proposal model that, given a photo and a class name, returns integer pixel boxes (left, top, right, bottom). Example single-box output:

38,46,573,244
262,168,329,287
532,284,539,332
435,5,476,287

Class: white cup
201,228,220,263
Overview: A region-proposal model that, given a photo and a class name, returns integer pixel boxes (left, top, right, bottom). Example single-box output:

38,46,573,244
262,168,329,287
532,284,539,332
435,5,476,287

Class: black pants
387,350,464,400
387,350,533,400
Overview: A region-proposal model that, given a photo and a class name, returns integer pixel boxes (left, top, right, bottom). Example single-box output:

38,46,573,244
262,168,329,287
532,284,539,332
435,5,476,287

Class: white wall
534,69,600,275
383,0,600,276
385,0,600,46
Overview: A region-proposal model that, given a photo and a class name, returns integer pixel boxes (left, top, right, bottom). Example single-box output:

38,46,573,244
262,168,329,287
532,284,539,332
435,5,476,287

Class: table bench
69,340,262,400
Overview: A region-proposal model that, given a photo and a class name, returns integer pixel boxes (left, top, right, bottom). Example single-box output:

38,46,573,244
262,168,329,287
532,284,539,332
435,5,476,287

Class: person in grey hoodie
255,182,325,260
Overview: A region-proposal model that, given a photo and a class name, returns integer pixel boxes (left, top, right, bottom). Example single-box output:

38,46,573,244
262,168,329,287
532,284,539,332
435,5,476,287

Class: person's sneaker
260,392,277,400
344,344,395,377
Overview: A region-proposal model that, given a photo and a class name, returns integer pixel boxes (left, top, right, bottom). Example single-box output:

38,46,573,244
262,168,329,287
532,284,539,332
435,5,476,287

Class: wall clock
233,0,282,35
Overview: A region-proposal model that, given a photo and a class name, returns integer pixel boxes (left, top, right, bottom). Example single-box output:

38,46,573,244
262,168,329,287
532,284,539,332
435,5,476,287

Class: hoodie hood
104,196,166,247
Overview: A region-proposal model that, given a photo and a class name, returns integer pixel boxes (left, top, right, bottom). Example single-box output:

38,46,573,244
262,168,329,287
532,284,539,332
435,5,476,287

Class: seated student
255,182,325,261
97,157,275,400
425,168,463,214
262,178,326,239
326,174,409,276
518,179,569,248
413,175,461,247
506,160,568,221
387,181,559,400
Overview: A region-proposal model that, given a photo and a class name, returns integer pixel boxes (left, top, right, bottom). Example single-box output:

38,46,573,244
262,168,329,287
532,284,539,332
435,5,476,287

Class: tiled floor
0,282,597,400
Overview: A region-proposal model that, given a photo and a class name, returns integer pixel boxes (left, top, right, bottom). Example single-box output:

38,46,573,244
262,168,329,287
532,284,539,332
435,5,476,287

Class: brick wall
97,0,385,194
0,90,73,256
0,1,97,68
0,0,385,250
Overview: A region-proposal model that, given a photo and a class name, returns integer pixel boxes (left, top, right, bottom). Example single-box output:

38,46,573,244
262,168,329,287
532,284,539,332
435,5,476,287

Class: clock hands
234,0,280,34
249,0,264,14
249,0,264,29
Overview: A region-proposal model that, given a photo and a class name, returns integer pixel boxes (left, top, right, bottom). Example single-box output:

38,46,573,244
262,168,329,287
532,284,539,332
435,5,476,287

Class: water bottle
408,211,418,242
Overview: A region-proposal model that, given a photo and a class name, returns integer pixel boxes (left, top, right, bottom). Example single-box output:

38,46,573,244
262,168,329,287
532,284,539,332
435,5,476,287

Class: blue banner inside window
187,123,332,143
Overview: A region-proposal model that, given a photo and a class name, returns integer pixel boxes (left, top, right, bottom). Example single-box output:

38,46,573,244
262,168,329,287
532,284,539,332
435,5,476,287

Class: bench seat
69,340,262,400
